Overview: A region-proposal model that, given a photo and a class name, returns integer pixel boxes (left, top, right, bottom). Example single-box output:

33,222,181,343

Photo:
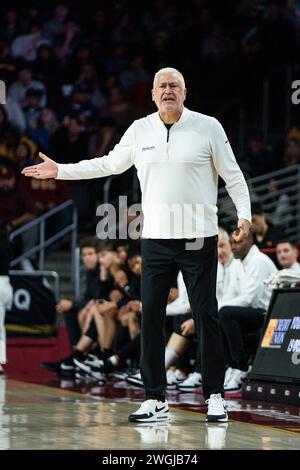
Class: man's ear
183,88,187,101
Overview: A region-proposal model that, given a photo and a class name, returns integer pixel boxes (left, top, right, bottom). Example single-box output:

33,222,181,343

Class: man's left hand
231,218,251,242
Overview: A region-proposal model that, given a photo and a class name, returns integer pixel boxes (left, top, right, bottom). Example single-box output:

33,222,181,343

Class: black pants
219,306,265,371
140,236,224,400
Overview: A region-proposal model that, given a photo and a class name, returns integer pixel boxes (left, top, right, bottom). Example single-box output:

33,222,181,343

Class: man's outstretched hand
22,152,58,179
231,218,251,242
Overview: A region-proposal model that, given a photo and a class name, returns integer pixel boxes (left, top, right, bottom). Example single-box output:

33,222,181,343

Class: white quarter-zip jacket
216,254,240,304
218,245,277,311
56,107,251,238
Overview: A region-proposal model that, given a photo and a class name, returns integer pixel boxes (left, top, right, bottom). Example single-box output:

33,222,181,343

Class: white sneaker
166,369,187,389
128,399,170,423
205,393,228,422
176,372,202,391
224,367,251,392
224,367,234,388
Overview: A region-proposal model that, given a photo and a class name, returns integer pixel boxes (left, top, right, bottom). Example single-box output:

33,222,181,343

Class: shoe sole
177,386,202,392
128,414,170,423
73,359,95,374
206,415,228,423
224,387,242,393
126,380,143,387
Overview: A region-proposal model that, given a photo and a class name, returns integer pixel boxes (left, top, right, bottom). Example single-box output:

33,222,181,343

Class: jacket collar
153,106,190,129
242,244,260,267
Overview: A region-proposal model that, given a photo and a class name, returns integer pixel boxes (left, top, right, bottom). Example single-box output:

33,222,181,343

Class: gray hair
153,67,185,88
218,227,230,242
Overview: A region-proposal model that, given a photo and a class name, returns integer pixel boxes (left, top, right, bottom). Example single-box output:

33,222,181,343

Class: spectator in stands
32,44,62,95
74,248,143,380
64,45,94,82
43,240,118,376
251,202,285,267
20,154,71,239
55,19,83,62
217,226,240,303
0,105,21,161
87,117,121,204
49,115,89,223
276,240,300,272
219,231,276,392
43,4,70,47
2,98,26,134
202,22,236,61
76,63,107,110
119,55,151,111
103,44,129,75
53,237,101,348
282,137,300,167
27,108,59,153
8,63,47,108
10,22,49,63
15,142,35,170
240,134,277,177
101,86,136,132
0,219,13,374
23,88,44,131
0,157,36,270
2,9,21,42
55,83,97,125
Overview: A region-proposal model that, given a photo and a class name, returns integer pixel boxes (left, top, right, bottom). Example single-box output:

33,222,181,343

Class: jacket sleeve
209,118,251,223
56,121,135,180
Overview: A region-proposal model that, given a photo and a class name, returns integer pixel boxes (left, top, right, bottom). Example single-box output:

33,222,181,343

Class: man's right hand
22,152,58,179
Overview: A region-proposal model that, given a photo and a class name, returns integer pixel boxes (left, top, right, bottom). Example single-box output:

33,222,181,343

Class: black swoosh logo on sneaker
155,405,167,412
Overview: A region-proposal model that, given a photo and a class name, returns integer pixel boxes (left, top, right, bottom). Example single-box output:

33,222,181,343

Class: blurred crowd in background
0,0,300,233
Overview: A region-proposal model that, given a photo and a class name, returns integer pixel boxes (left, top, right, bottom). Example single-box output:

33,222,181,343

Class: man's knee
218,306,234,322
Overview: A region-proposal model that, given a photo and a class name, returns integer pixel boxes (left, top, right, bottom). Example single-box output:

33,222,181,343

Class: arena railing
9,200,78,298
217,164,300,241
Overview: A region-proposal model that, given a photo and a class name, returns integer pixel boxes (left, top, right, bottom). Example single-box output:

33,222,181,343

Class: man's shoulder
133,111,158,126
187,109,215,122
251,247,277,271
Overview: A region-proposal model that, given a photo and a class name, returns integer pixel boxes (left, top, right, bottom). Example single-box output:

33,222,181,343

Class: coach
22,67,251,423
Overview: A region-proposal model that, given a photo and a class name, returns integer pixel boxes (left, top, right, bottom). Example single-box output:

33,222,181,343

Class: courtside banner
5,275,57,337
250,289,300,383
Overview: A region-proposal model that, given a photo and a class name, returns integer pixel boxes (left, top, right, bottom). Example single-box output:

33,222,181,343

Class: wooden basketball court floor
0,373,299,450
